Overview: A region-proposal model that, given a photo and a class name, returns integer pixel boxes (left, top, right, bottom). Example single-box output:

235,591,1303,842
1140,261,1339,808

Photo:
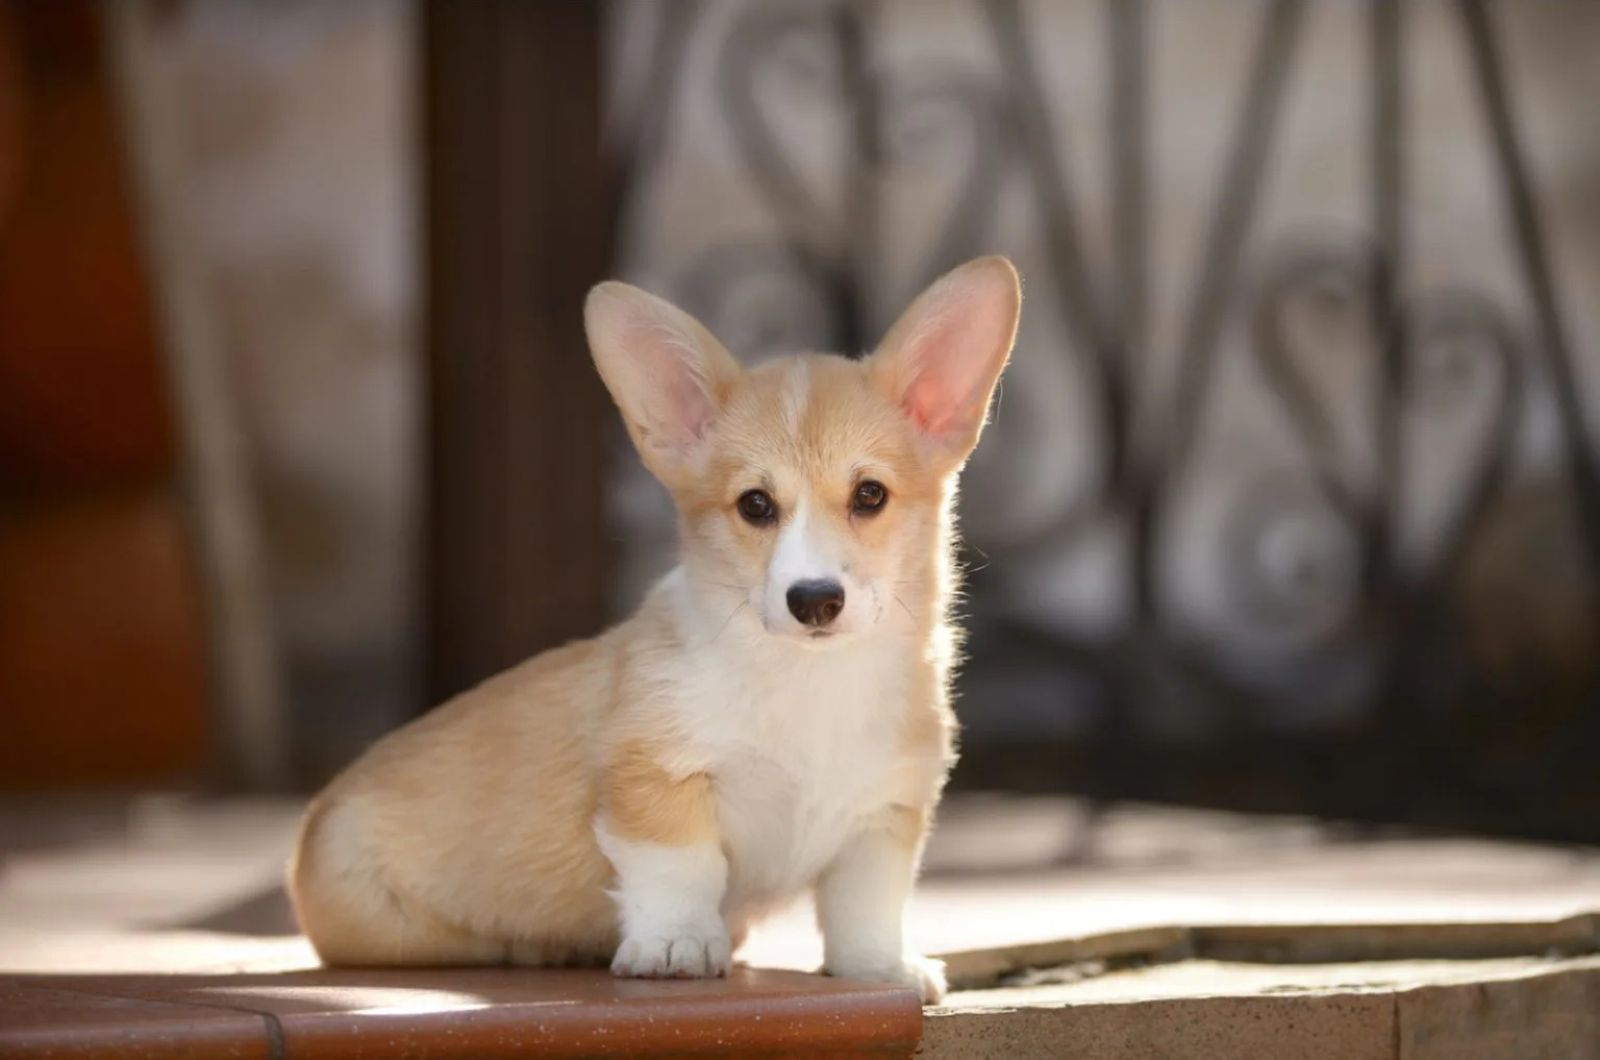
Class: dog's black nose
786,579,845,628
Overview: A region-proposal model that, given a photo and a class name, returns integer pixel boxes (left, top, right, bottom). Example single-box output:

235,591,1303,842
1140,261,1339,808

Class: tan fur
603,740,718,846
289,257,1020,981
291,638,623,966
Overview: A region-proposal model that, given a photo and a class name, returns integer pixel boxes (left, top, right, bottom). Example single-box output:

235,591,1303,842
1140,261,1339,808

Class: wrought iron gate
606,0,1600,842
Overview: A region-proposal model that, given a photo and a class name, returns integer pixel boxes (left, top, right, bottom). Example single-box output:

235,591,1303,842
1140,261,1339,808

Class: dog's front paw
826,953,947,1004
611,929,732,979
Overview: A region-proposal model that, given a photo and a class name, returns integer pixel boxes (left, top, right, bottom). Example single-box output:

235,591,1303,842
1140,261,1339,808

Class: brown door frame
425,0,615,704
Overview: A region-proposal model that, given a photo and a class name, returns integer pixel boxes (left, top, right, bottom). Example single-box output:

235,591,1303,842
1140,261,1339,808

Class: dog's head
585,257,1021,645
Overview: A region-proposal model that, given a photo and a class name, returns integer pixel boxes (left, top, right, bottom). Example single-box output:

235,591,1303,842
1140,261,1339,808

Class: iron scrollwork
609,0,1600,841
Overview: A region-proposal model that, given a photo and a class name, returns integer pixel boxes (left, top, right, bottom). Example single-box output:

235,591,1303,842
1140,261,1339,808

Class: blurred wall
0,0,209,787
111,0,420,781
605,0,1600,750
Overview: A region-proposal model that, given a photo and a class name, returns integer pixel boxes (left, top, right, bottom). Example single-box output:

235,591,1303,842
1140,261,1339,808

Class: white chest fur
665,619,917,912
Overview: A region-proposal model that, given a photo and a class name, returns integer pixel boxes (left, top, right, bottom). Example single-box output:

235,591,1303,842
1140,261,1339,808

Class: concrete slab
921,992,1397,1060
926,955,1600,1060
1398,960,1600,1060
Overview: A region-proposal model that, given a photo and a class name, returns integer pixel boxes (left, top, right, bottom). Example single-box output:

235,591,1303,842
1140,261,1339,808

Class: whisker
712,600,748,644
892,594,917,623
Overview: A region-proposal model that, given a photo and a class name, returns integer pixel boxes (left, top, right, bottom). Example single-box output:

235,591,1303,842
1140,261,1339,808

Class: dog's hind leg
289,799,505,967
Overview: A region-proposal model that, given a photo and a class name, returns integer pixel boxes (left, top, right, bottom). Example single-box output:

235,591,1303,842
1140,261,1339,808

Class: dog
288,255,1022,1003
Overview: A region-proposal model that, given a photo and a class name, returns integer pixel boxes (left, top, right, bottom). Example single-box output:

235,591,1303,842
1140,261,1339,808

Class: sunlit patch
195,984,506,1016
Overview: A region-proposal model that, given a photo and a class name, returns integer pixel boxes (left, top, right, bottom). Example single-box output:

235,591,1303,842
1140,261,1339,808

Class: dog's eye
736,489,776,525
852,480,888,515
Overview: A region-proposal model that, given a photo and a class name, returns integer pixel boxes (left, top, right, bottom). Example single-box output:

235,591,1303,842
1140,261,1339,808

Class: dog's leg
291,799,507,967
816,804,946,1003
596,745,730,978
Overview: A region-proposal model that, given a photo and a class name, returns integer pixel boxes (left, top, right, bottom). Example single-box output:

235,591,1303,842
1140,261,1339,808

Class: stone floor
4,792,1599,975
4,793,1598,1057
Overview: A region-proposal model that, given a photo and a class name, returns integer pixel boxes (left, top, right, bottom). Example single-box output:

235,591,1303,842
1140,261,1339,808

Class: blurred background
4,0,1600,856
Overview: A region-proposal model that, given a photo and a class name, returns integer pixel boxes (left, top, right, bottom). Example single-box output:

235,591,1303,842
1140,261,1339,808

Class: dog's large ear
585,282,741,485
870,255,1022,472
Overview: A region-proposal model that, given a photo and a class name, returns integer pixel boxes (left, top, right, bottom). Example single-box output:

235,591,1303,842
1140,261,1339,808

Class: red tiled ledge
0,967,923,1059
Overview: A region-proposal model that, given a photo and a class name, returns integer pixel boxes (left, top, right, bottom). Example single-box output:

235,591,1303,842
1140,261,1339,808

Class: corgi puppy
289,256,1022,1003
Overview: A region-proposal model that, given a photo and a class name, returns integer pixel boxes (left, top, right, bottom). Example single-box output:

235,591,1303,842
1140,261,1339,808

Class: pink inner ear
872,257,1019,453
663,362,716,442
894,296,1007,441
902,369,965,438
623,311,723,450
